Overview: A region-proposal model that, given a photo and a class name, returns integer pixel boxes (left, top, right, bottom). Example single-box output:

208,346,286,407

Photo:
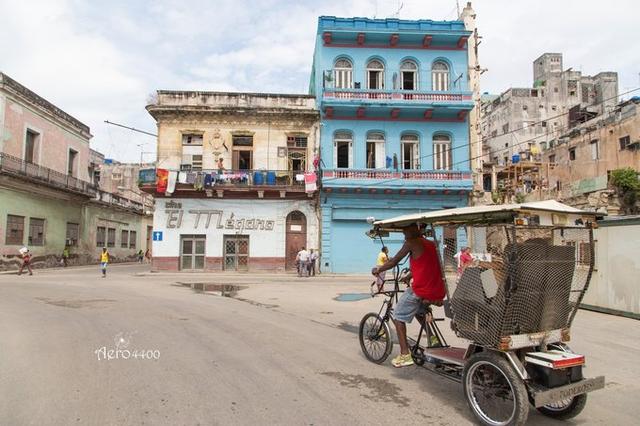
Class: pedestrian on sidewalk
137,249,144,263
100,247,110,278
62,245,70,267
296,247,309,277
374,246,389,289
18,247,33,276
144,249,151,263
308,249,319,276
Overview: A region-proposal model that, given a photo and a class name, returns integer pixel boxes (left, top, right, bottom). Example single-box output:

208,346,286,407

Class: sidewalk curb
0,261,144,275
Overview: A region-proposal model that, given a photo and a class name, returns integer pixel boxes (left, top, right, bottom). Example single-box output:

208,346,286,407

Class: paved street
1,264,638,425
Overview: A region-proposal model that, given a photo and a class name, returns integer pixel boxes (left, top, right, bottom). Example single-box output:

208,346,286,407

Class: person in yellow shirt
374,247,389,288
100,247,110,278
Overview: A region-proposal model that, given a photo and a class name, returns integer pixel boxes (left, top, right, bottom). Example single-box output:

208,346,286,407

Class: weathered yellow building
144,91,320,272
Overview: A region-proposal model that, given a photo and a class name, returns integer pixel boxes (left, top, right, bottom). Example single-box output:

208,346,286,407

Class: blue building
310,16,474,273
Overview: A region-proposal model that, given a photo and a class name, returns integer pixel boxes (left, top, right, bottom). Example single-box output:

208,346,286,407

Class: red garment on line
156,169,169,193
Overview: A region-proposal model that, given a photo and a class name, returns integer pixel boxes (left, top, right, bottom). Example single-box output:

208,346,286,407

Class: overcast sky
1,0,638,163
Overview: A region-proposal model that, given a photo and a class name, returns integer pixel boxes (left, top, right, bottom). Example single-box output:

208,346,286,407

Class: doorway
285,211,307,270
180,235,206,271
336,142,350,168
146,225,153,253
25,130,38,164
232,135,253,170
224,235,249,271
443,226,457,270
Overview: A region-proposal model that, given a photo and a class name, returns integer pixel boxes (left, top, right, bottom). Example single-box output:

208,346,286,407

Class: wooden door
285,211,307,270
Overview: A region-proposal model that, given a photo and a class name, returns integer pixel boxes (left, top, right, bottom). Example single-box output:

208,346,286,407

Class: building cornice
147,106,319,124
0,72,92,141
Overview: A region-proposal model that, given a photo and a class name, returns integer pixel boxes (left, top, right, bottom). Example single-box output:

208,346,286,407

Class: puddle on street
320,371,409,407
177,282,247,297
35,297,116,309
334,293,371,302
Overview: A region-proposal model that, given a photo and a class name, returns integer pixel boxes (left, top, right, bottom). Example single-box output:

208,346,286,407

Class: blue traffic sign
152,231,163,241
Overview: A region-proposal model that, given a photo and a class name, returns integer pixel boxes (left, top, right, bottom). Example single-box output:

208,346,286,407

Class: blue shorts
101,262,108,270
392,287,428,323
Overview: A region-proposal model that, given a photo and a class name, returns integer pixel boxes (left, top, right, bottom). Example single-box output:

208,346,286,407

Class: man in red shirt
372,223,446,367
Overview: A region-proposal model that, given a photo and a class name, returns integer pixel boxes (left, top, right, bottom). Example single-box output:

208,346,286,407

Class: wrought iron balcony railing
0,152,97,196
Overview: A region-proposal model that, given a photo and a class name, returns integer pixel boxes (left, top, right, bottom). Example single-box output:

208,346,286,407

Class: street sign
152,231,163,242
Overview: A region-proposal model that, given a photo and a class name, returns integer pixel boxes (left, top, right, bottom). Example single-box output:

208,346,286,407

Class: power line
414,86,640,167
103,120,157,137
322,87,639,185
449,88,640,169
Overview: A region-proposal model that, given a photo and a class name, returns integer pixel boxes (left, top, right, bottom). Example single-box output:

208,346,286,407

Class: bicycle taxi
358,200,605,425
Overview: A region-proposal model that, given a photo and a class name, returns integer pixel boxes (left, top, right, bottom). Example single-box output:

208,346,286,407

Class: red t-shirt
409,238,446,301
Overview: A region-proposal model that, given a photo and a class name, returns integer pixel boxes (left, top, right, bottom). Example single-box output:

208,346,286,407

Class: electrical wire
449,87,640,169
414,86,640,167
321,87,639,185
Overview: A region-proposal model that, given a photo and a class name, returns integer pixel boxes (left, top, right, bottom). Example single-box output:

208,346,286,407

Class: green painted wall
0,187,152,270
0,187,83,260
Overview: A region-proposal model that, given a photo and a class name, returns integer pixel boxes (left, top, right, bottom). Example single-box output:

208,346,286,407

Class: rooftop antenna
456,0,460,17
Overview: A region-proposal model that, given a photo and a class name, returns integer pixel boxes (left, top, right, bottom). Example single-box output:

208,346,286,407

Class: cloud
1,0,637,163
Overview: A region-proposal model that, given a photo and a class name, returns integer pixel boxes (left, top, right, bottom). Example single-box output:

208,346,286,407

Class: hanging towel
186,172,196,184
304,172,317,192
156,169,169,193
166,171,178,195
178,171,188,184
204,173,213,187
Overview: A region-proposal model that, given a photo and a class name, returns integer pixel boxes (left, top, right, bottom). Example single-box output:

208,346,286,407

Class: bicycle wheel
359,312,392,364
463,352,529,426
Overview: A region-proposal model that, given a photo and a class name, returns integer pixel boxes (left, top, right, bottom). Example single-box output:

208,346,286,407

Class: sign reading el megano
164,201,275,232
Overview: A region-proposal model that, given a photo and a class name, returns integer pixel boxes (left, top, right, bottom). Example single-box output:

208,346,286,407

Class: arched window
401,134,420,170
334,59,353,89
432,61,449,91
366,59,384,90
366,132,385,169
433,134,452,170
400,60,418,91
334,131,352,169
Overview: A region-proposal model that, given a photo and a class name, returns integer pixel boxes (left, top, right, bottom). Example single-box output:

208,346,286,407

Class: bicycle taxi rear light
525,350,585,369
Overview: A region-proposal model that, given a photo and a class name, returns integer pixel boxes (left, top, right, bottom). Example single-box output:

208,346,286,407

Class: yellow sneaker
391,353,414,368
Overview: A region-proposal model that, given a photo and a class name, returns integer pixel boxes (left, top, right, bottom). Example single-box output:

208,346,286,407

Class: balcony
139,168,314,199
321,168,472,193
323,89,472,103
0,152,97,197
94,190,152,215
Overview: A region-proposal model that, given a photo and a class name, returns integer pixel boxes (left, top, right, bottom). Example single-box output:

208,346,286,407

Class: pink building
0,72,152,271
0,72,92,180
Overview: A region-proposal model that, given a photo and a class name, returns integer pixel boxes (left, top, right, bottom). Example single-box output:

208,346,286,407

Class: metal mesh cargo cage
448,225,593,347
372,200,600,350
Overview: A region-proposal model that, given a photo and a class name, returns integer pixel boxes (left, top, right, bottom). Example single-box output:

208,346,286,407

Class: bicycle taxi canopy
370,200,601,351
370,200,599,232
